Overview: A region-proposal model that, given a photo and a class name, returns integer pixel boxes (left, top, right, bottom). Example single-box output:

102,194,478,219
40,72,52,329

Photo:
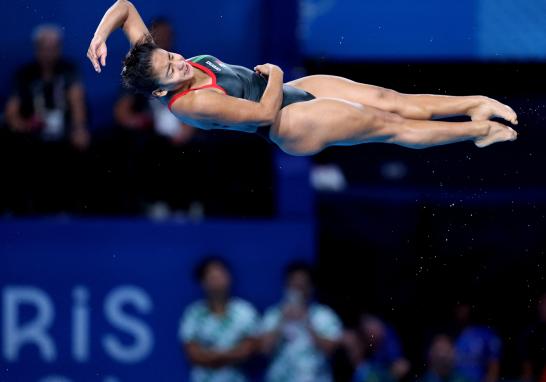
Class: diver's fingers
100,48,107,67
88,45,102,73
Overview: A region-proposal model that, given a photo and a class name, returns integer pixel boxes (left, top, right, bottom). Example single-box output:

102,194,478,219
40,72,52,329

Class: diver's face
151,49,194,92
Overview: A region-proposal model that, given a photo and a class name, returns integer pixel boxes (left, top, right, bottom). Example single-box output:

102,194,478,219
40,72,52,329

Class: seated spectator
261,262,343,382
4,23,89,213
179,257,259,382
113,17,201,212
452,303,501,382
114,17,194,144
349,314,410,382
519,291,546,382
5,24,89,148
419,334,471,382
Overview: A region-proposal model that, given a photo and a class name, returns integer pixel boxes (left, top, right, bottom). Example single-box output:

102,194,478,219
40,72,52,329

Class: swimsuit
167,54,316,142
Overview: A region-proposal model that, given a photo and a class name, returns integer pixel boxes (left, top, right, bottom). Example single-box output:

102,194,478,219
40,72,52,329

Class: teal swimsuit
167,55,316,142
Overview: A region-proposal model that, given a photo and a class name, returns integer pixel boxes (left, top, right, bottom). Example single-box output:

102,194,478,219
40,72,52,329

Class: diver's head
122,35,194,97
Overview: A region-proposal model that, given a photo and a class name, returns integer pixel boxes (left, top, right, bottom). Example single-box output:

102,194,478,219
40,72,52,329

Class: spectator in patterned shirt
179,257,259,382
260,261,343,382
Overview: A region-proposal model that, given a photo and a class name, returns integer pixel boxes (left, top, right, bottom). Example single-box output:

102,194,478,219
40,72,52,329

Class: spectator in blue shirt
452,303,501,382
419,334,471,382
349,314,410,382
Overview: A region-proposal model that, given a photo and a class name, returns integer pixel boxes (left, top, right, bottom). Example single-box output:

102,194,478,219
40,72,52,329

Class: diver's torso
166,54,315,134
187,54,268,102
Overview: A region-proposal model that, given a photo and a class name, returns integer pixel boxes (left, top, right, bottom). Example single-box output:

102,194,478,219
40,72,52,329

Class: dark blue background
0,218,314,381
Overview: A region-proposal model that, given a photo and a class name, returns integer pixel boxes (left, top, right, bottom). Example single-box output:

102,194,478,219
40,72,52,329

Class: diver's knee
278,142,324,156
398,94,433,119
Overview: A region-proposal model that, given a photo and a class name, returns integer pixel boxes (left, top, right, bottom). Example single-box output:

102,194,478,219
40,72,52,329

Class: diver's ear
152,88,168,97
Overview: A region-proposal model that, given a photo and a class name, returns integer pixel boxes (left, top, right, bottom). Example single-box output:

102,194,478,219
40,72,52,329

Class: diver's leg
287,75,518,123
270,98,517,156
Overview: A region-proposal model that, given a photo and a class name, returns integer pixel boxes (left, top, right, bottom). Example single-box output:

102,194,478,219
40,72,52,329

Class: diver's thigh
287,75,399,113
270,97,380,155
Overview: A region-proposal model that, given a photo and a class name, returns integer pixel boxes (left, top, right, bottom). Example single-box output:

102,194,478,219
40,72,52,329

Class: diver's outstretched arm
87,0,150,72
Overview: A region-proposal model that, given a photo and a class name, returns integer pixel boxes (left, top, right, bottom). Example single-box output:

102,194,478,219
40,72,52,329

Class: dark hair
194,256,231,282
121,34,159,95
284,261,315,283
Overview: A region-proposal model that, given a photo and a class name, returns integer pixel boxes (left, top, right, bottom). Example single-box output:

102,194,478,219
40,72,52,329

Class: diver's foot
474,121,518,148
467,96,518,125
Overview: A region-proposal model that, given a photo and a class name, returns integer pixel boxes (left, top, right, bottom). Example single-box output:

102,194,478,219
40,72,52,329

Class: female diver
87,0,519,156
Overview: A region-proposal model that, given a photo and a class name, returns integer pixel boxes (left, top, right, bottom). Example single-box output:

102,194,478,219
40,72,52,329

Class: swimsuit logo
206,60,222,71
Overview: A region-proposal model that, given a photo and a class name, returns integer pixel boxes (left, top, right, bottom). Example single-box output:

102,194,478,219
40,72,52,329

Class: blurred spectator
114,17,194,144
348,314,410,382
452,303,501,382
3,23,89,213
179,257,259,382
419,334,471,382
112,17,199,212
519,292,546,382
261,262,343,382
5,24,89,148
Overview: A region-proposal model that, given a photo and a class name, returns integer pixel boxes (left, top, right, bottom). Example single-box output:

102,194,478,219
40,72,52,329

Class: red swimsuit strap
167,61,227,111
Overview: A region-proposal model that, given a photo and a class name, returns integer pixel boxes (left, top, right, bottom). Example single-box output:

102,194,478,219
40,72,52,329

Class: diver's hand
87,34,108,73
254,63,283,77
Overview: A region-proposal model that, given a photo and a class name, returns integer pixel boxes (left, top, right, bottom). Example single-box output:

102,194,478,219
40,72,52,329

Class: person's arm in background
261,329,282,355
342,330,364,367
67,82,90,150
484,332,502,382
215,337,257,364
305,306,343,357
183,342,225,368
214,303,260,366
180,302,259,369
184,337,258,368
260,307,284,355
4,96,30,132
261,305,342,356
484,360,501,382
87,0,150,72
306,324,340,356
384,327,410,380
4,71,42,133
114,94,153,130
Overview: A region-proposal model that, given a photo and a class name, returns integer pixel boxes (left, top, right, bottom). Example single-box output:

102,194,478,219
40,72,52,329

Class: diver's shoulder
187,54,220,63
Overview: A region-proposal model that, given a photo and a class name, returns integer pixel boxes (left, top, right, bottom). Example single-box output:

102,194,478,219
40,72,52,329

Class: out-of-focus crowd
0,21,273,217
179,257,546,382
